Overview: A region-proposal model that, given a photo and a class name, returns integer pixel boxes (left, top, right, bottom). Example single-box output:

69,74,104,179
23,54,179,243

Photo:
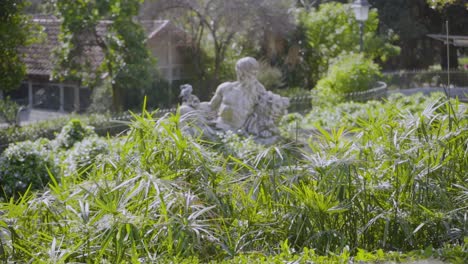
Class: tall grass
0,95,467,262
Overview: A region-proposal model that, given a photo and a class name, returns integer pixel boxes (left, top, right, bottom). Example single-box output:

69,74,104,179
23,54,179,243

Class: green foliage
428,0,464,9
373,0,467,69
0,114,116,150
0,1,34,92
53,119,96,150
0,94,466,262
87,80,113,113
273,86,310,97
63,136,109,177
300,2,399,83
305,92,447,128
150,0,296,95
315,53,381,101
0,140,57,200
216,131,265,160
53,0,157,111
279,112,304,139
257,61,284,90
0,97,20,126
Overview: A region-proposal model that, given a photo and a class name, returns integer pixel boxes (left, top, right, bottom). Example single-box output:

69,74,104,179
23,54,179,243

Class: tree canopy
52,0,156,111
0,0,37,93
142,0,296,94
300,2,399,86
428,0,467,9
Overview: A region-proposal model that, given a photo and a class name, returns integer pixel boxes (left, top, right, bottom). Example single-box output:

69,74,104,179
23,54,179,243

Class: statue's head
179,84,193,99
235,57,259,81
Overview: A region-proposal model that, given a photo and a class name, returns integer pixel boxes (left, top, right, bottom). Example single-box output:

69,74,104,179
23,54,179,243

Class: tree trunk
112,84,123,113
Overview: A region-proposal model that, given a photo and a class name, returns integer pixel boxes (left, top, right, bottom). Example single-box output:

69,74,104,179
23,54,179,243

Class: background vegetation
1,1,467,262
2,0,467,111
0,94,467,262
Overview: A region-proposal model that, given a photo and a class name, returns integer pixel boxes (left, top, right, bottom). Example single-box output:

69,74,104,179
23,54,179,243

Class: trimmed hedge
0,113,126,153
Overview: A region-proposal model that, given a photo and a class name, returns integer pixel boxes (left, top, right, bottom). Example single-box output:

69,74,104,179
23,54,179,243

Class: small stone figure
179,84,200,109
178,57,289,143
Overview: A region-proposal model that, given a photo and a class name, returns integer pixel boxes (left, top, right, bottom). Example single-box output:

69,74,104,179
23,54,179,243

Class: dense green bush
0,140,58,200
0,113,115,151
0,96,20,126
87,81,113,113
305,92,447,128
279,112,304,139
315,53,381,101
299,2,399,87
53,119,96,149
216,131,265,160
63,136,109,177
257,61,284,90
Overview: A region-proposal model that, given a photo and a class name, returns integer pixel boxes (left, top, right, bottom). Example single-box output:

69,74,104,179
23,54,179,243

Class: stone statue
179,57,289,143
179,84,199,108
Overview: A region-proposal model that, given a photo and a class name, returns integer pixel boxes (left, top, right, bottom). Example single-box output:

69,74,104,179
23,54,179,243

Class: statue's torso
217,82,257,131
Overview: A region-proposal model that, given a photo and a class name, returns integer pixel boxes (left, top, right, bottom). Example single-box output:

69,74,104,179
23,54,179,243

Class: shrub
87,80,113,113
0,102,466,261
257,61,284,90
0,113,116,152
315,53,381,101
216,131,264,160
0,96,20,126
304,92,449,129
53,119,96,149
0,140,57,200
273,87,311,98
279,113,304,139
63,137,109,177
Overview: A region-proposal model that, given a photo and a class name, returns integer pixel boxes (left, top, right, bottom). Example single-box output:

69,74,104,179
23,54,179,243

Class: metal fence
384,70,468,89
287,81,388,113
345,81,388,102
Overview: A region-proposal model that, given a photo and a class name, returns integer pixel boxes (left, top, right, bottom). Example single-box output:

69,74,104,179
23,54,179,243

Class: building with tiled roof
9,15,192,112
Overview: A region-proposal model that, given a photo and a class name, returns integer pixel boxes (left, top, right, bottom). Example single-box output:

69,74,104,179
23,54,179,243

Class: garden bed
0,93,466,263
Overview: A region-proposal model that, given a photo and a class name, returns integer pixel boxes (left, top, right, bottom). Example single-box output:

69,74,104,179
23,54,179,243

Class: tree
142,0,295,96
428,0,468,69
300,2,399,86
428,0,467,9
295,0,346,10
0,0,36,94
52,0,156,111
369,0,441,69
371,0,468,70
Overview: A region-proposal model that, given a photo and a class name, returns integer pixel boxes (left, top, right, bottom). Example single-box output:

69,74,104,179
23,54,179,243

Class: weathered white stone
179,57,289,143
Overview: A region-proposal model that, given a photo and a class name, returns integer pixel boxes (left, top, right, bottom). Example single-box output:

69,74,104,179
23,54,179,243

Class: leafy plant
53,0,156,111
315,53,382,102
0,113,116,152
0,0,39,93
0,140,57,200
257,61,284,90
63,136,110,177
52,119,96,149
0,94,466,262
300,2,399,84
0,96,20,126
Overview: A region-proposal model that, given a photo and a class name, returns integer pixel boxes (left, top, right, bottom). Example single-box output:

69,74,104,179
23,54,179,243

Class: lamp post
351,0,370,52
